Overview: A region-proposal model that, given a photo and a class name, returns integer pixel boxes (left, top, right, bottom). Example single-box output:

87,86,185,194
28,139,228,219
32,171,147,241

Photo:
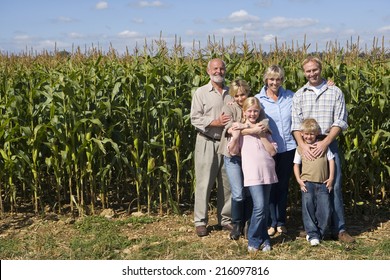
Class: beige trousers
193,134,232,227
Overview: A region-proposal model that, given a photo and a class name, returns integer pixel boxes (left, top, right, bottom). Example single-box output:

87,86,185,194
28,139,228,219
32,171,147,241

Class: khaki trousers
193,134,232,227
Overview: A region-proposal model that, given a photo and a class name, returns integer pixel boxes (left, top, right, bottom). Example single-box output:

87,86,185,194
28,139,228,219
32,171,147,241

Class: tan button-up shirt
190,81,233,140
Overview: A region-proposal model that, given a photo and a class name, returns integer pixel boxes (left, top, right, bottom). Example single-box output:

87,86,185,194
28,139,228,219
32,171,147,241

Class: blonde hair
301,56,322,71
229,79,251,97
263,65,285,84
242,97,260,112
242,97,269,131
242,97,260,124
300,118,321,134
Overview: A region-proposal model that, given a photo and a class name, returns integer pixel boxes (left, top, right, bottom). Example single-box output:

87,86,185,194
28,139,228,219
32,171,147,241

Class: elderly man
190,58,233,237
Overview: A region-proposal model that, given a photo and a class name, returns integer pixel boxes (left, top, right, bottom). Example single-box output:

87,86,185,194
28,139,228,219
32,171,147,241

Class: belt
198,132,220,142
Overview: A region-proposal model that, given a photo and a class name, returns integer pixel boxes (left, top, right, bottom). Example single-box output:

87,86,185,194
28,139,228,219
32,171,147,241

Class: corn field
0,37,389,217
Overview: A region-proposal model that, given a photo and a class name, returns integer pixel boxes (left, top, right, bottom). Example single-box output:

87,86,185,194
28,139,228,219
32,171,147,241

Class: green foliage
0,39,389,215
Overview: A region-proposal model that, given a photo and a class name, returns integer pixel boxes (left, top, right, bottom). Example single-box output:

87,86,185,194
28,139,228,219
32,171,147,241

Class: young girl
218,79,268,240
228,97,278,252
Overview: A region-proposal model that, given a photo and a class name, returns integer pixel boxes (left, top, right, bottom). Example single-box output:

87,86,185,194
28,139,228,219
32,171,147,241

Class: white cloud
263,34,276,43
215,27,246,36
68,32,84,39
241,23,258,31
96,1,108,10
212,23,259,37
37,40,69,51
138,1,163,7
118,30,140,38
14,35,31,41
378,25,390,32
263,17,318,29
226,10,260,23
313,27,333,34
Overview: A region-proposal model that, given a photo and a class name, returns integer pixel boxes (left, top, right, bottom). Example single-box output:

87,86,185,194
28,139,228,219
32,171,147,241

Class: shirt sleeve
291,90,303,132
190,89,213,132
293,149,302,164
330,87,348,131
326,148,335,160
222,104,234,131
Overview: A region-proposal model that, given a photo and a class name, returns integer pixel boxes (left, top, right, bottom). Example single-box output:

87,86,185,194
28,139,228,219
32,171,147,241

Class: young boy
293,118,335,246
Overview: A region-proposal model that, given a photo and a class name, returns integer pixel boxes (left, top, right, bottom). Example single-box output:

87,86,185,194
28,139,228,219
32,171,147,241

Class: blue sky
1,0,390,54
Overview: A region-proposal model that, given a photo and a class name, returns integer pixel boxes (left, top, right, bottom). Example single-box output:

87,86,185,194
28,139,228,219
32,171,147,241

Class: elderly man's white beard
210,75,225,84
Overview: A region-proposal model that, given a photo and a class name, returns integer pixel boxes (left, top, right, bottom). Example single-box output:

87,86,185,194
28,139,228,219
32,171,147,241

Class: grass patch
69,215,156,259
0,211,388,260
0,238,23,259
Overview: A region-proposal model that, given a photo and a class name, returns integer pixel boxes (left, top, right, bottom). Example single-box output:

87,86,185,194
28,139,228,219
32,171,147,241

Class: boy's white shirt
293,141,335,164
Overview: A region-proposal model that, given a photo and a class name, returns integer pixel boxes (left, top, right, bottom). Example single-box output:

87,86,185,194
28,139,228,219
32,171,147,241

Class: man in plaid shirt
291,56,355,243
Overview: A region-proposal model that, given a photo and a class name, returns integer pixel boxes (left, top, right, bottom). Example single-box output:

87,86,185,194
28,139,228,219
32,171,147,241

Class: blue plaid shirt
291,81,348,134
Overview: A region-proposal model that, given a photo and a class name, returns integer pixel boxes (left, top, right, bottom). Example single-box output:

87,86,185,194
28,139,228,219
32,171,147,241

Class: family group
190,57,355,253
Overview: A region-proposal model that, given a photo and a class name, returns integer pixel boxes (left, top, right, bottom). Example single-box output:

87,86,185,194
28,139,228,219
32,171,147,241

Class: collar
207,80,227,92
303,80,327,92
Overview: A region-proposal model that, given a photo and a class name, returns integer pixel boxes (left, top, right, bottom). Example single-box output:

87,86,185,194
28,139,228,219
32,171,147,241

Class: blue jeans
224,156,252,224
328,141,346,234
224,155,244,201
269,149,295,228
247,184,272,249
301,181,331,240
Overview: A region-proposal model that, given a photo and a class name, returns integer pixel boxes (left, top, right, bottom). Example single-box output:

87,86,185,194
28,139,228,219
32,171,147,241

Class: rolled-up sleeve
291,90,304,132
190,88,212,132
332,89,348,131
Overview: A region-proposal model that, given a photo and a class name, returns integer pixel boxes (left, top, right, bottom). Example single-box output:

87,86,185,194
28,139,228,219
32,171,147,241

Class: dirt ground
0,204,389,259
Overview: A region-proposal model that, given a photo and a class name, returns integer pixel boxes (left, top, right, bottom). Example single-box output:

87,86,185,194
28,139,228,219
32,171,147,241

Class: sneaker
248,246,259,253
267,227,276,236
306,235,320,246
310,239,320,246
338,231,355,243
262,244,272,252
277,226,287,234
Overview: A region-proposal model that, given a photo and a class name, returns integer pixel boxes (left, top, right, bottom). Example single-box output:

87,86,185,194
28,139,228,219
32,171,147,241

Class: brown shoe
267,227,276,236
299,229,307,238
277,226,287,234
338,231,355,243
222,223,233,231
195,225,208,237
